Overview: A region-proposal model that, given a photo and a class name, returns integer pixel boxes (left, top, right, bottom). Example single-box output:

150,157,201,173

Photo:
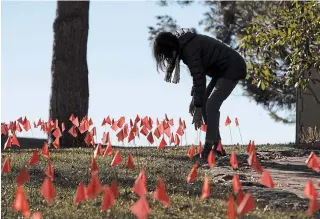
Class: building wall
296,67,320,143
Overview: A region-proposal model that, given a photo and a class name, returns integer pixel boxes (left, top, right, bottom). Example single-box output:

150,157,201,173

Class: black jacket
175,29,247,107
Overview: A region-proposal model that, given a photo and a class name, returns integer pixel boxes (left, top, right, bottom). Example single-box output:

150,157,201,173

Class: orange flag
227,195,237,219
304,180,318,200
187,144,195,159
237,193,256,216
111,151,122,167
13,186,30,218
201,177,210,200
16,168,31,186
133,170,147,197
91,156,99,174
307,198,319,216
306,152,320,172
45,160,54,180
101,186,115,211
86,174,103,200
232,174,242,194
153,177,170,208
187,163,198,183
111,179,119,198
158,137,167,150
230,152,238,169
130,196,151,219
126,153,135,169
29,149,40,166
208,151,215,168
41,142,50,159
225,116,231,126
40,177,57,205
2,156,11,173
103,143,113,157
260,169,275,188
74,182,86,205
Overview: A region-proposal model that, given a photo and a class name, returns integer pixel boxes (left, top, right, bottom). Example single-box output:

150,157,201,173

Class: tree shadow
262,161,320,178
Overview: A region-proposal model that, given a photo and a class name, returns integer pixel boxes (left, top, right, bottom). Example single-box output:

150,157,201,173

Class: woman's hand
189,97,195,116
192,107,203,130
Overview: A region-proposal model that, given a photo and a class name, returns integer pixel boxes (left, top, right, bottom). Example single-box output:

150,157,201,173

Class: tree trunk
49,1,90,148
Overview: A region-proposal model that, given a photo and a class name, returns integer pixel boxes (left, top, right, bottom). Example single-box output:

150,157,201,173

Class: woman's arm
185,52,206,108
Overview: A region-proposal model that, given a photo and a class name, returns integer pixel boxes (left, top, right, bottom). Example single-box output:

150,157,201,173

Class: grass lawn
1,144,317,219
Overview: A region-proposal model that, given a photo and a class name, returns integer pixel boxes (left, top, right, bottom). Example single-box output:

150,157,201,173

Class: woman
152,28,247,165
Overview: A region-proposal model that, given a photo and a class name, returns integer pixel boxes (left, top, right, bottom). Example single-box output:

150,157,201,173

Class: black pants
202,78,238,144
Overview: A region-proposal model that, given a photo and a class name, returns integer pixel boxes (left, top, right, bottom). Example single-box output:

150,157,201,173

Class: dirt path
209,150,320,211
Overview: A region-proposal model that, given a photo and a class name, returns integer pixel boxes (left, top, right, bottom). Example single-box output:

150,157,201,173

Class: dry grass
1,144,316,219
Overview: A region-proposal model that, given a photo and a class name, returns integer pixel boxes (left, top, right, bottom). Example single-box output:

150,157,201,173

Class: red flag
40,177,57,205
133,170,147,197
111,151,122,167
152,177,170,208
187,163,198,183
200,124,207,132
13,186,30,218
45,160,54,180
86,174,103,200
2,156,11,173
237,193,256,216
29,149,40,166
201,177,210,200
307,198,319,216
41,142,50,159
235,117,239,126
230,152,238,169
232,174,242,194
16,167,31,186
103,143,113,157
208,150,215,168
91,156,99,175
126,153,135,169
306,152,320,172
158,137,167,150
101,186,115,211
304,180,318,200
130,196,151,219
187,144,195,159
74,182,86,205
111,179,119,198
225,116,231,126
260,169,275,188
227,195,237,219
147,132,154,145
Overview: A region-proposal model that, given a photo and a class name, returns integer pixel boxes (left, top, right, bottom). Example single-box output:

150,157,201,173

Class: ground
1,140,320,219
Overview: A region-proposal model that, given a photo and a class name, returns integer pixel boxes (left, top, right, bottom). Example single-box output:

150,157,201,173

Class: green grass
1,144,316,219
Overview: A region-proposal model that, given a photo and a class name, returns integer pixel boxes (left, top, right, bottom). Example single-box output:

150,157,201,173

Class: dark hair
152,32,179,73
